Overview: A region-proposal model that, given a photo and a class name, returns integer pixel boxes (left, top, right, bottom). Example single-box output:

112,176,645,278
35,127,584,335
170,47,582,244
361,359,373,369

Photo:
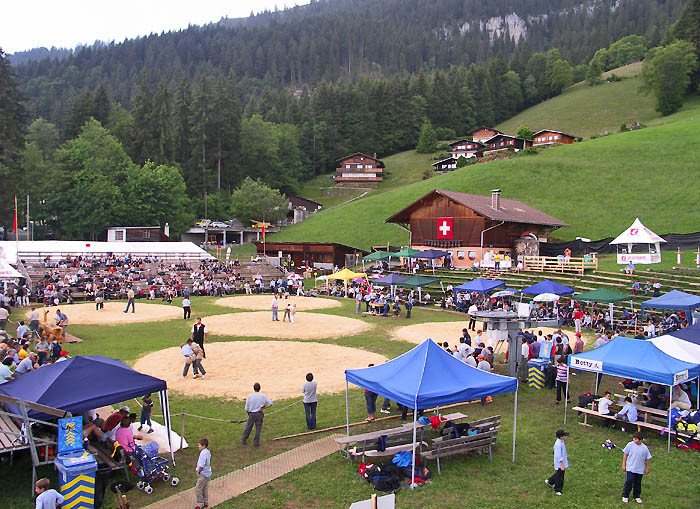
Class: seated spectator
15,353,38,376
615,396,638,432
671,385,692,411
0,357,14,384
644,384,667,409
101,406,130,441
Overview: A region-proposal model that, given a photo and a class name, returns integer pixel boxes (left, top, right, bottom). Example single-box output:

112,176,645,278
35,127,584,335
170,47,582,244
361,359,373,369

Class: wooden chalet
255,241,367,271
106,226,170,242
334,152,385,186
468,126,502,143
432,157,458,172
286,194,322,224
532,129,577,146
385,189,568,268
448,139,486,159
483,134,532,153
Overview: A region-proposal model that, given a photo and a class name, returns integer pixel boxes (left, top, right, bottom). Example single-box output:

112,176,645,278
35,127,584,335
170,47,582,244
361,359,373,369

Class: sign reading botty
570,357,603,372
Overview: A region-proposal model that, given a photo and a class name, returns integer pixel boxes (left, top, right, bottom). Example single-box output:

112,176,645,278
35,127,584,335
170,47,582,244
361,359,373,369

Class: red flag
13,196,18,233
436,217,453,240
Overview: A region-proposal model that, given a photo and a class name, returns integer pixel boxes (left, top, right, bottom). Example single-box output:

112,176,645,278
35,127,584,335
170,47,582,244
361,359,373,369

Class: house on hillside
432,157,458,172
448,139,486,159
385,189,568,269
483,134,532,153
532,129,577,146
107,226,170,242
334,152,385,186
468,126,503,143
286,195,322,224
255,241,367,270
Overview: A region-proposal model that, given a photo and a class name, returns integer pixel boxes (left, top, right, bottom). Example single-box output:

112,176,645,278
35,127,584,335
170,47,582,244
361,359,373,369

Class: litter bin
528,358,550,389
55,450,97,509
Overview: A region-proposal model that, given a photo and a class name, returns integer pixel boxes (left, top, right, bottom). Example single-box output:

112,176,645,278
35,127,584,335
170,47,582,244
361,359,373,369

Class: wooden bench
0,411,26,455
421,415,501,475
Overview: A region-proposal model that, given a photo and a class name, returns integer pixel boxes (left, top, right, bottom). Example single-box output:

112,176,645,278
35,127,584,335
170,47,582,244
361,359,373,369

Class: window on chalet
143,230,151,239
115,230,124,241
555,135,560,140
346,164,350,168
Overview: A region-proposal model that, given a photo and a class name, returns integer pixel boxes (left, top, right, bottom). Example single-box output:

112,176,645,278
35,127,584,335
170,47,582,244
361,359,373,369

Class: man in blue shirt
545,429,569,496
615,396,638,433
242,383,273,447
621,432,652,504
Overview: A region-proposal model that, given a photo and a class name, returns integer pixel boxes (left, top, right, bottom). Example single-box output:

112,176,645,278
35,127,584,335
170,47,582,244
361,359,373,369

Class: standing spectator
517,338,529,382
544,429,569,496
555,356,570,405
621,432,652,504
191,318,208,358
16,320,29,340
123,287,135,313
34,478,64,509
138,393,154,433
241,383,273,447
35,336,50,365
55,309,69,335
303,373,318,430
28,307,40,337
195,438,212,509
182,296,191,320
364,363,378,422
652,280,661,297
271,294,279,321
573,308,583,334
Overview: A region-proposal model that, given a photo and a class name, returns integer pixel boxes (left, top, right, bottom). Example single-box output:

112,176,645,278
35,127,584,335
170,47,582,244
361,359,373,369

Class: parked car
195,219,211,227
210,221,229,228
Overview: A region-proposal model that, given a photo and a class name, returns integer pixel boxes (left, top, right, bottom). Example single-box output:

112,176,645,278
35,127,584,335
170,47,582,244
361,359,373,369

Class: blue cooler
55,450,97,509
528,341,553,389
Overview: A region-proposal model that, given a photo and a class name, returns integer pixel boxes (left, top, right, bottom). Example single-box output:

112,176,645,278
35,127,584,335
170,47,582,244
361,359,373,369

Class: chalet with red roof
334,152,385,186
468,126,502,143
385,189,568,268
532,129,577,146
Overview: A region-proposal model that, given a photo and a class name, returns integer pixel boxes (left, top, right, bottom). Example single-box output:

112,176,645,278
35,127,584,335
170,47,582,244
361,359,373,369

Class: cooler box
528,358,549,389
55,450,97,509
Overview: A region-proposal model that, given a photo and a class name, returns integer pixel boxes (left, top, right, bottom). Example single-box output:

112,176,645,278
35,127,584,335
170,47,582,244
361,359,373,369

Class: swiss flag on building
436,217,453,240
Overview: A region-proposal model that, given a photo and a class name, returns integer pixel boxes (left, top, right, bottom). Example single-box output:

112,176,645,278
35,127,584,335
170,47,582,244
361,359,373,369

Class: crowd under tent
567,336,700,450
641,290,700,325
610,218,666,265
0,240,213,264
397,275,442,301
410,249,449,273
345,340,519,484
573,288,633,327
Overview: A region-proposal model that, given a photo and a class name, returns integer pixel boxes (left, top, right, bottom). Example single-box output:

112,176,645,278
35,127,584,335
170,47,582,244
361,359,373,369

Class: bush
590,135,599,139
619,123,629,132
434,127,457,140
456,157,469,168
576,137,583,142
520,147,539,156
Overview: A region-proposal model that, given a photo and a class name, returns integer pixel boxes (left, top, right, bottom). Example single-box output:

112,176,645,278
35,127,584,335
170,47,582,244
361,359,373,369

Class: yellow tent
326,268,366,280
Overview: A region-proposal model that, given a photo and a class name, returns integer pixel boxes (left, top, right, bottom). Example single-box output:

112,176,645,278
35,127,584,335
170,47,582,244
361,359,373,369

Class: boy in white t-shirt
598,391,614,427
195,438,212,509
34,478,64,509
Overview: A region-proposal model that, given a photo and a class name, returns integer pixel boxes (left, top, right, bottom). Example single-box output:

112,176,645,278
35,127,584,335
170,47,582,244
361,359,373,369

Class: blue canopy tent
453,278,505,299
345,340,519,483
567,336,700,450
669,322,700,346
373,273,409,298
0,356,176,463
410,249,449,274
521,280,574,297
641,290,700,325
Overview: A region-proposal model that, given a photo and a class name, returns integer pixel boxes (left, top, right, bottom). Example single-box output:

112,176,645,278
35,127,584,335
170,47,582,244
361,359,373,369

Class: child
621,432,652,504
615,396,639,433
50,337,61,362
195,438,212,509
34,478,64,509
138,393,154,433
545,429,569,496
598,391,614,427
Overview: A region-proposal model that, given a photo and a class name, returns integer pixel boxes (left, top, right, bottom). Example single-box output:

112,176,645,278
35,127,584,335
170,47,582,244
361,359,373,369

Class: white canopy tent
610,218,666,264
0,258,22,281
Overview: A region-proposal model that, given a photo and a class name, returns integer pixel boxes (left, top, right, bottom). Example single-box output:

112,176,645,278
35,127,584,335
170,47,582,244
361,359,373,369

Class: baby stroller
132,441,179,494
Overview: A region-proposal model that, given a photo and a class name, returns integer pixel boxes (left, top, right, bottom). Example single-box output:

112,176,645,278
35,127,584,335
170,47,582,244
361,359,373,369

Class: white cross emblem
439,221,451,236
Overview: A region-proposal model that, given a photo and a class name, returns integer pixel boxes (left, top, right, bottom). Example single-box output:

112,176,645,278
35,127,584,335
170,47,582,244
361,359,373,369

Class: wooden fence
522,255,598,275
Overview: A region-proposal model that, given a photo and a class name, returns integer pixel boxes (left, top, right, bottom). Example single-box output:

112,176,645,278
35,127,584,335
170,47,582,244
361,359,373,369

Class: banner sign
674,370,689,385
58,416,83,453
570,357,603,372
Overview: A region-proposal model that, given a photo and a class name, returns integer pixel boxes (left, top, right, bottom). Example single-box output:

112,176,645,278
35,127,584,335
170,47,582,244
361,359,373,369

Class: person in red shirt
573,308,584,334
101,406,130,441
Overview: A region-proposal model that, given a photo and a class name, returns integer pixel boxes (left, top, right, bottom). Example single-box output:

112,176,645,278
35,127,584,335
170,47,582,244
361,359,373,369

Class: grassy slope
497,62,657,139
271,99,700,249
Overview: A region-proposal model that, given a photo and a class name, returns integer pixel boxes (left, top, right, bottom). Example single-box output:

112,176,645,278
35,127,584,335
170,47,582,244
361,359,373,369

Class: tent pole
512,387,518,463
411,400,418,488
668,386,673,452
564,366,570,424
345,381,350,437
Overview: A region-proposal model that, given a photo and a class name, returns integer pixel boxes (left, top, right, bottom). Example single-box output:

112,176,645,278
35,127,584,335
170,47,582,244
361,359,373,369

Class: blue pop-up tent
373,273,409,298
0,356,175,462
521,280,574,296
453,278,505,299
641,290,700,324
669,322,700,346
567,336,700,450
345,340,519,483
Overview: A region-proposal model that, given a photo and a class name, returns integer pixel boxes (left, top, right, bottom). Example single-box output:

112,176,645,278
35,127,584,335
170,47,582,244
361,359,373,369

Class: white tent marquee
0,258,22,281
610,218,666,264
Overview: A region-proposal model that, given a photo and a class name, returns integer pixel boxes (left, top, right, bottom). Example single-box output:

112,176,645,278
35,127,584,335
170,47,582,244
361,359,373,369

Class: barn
385,189,568,268
254,241,367,271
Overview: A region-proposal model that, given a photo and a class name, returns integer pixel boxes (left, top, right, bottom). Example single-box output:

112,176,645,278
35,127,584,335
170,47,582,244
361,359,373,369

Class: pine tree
131,71,159,165
416,119,437,153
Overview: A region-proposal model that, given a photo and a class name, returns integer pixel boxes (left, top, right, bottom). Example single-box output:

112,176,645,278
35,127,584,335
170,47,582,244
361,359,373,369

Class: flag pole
14,196,19,259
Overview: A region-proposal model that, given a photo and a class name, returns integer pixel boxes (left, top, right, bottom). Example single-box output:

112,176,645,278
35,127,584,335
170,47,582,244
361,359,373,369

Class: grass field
271,98,700,250
497,63,656,139
2,296,699,508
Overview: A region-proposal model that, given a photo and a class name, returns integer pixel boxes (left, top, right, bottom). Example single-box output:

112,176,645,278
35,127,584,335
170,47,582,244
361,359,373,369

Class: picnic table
335,412,467,462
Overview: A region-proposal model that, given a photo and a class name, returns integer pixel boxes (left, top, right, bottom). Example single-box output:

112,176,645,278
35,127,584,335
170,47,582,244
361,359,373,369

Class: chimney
491,189,501,210
373,152,377,159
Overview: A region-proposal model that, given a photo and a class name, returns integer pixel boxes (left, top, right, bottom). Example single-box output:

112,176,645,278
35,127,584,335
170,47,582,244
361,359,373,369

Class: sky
1,1,311,54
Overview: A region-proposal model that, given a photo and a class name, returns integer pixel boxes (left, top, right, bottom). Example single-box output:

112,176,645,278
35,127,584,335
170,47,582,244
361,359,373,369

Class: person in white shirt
242,383,273,447
671,386,691,410
181,339,199,379
195,438,212,509
34,478,64,509
468,303,478,331
182,297,191,320
465,354,477,368
518,340,530,381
